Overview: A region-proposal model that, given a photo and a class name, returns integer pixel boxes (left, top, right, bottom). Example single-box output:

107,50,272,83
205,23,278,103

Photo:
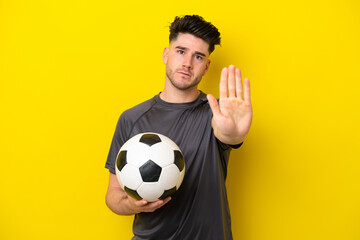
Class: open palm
207,65,253,144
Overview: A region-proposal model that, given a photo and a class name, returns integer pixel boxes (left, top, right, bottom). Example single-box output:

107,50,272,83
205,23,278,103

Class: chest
131,105,212,156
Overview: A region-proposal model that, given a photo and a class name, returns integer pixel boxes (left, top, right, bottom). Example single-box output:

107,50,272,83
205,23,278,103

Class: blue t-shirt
105,92,242,240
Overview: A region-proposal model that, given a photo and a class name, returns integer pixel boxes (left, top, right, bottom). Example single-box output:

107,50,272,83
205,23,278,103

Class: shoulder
113,96,157,141
120,96,157,122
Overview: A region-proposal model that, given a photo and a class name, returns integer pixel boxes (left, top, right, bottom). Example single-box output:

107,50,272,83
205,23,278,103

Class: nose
182,55,193,70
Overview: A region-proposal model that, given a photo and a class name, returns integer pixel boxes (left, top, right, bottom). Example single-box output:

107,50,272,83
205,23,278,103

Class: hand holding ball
115,133,185,202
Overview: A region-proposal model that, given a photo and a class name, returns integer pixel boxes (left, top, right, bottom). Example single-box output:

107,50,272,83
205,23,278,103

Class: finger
148,200,165,208
244,78,251,104
207,94,221,117
228,65,236,98
143,198,171,212
163,196,171,204
235,68,243,100
134,199,148,207
220,67,228,99
158,197,171,207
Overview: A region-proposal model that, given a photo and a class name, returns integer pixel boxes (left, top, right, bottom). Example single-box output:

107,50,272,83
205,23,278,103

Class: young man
105,15,252,239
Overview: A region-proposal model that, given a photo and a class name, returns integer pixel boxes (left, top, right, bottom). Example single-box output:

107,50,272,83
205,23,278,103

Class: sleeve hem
105,163,116,174
229,142,243,149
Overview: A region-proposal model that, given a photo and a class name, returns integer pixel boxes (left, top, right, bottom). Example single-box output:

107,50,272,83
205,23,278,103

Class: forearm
106,173,171,215
105,188,137,216
105,173,139,215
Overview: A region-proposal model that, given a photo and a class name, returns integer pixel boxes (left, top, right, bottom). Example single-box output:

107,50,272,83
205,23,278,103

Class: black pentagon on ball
139,133,162,147
160,187,177,200
116,150,127,171
124,186,142,200
174,150,185,171
139,160,162,182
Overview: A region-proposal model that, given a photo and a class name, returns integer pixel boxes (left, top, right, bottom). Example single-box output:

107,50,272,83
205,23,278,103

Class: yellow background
1,0,359,239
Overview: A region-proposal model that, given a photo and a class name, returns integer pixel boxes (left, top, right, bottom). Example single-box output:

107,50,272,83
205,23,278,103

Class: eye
195,55,203,61
177,50,185,54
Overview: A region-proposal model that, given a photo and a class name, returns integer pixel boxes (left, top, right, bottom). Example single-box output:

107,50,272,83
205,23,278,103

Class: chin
174,83,199,91
167,74,201,91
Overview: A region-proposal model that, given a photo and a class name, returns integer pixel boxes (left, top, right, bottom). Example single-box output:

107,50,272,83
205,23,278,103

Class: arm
105,173,171,215
207,65,253,145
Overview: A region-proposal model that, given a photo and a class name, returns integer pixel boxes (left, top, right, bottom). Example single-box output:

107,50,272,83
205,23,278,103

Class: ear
202,59,211,76
162,47,169,64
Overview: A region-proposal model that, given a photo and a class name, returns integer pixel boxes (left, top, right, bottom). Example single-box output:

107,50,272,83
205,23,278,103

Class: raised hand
207,65,253,145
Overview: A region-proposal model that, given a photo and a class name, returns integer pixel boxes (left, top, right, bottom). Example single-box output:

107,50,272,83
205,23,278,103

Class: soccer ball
115,132,185,202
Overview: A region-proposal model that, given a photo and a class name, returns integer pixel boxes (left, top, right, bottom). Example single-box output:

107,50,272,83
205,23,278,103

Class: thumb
207,94,221,117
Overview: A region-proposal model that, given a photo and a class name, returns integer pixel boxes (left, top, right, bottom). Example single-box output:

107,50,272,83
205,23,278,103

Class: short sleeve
105,114,129,174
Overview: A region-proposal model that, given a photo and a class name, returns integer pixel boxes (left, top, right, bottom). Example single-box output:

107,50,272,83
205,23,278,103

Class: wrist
222,135,246,145
213,127,247,145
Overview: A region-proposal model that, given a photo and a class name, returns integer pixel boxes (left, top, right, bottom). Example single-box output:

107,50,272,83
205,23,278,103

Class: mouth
177,71,191,77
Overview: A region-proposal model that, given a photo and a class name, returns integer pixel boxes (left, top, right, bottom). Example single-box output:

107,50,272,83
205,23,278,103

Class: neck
160,88,200,103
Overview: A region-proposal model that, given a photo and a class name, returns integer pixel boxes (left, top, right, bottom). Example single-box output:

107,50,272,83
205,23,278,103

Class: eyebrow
175,46,207,57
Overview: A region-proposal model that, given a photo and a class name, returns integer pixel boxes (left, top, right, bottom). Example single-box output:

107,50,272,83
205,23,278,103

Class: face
162,33,211,91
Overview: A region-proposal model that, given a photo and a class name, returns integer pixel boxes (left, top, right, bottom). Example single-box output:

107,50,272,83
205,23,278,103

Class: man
105,15,252,239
